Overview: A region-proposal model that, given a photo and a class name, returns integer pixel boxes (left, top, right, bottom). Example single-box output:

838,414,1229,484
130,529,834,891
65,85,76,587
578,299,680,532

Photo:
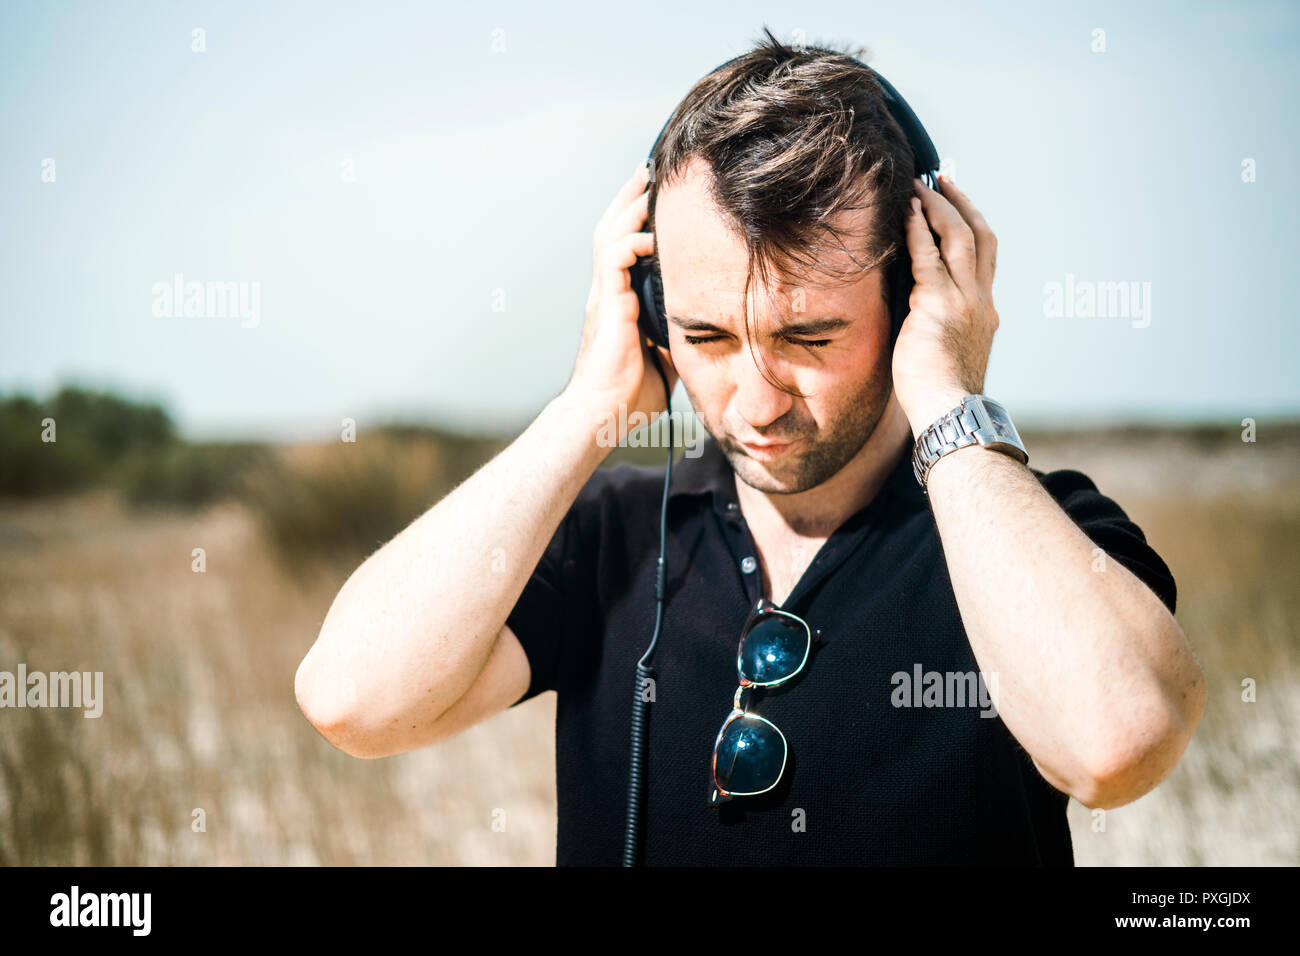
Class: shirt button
726,502,738,512
741,556,757,574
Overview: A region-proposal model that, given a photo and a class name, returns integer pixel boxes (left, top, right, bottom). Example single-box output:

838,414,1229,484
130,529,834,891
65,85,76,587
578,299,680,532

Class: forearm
923,442,1205,808
294,389,609,744
892,175,1204,808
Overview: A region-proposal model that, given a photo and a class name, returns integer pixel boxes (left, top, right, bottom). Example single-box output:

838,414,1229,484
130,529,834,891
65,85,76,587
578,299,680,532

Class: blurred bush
238,427,506,564
0,386,175,496
1,384,692,565
0,385,520,563
117,441,273,508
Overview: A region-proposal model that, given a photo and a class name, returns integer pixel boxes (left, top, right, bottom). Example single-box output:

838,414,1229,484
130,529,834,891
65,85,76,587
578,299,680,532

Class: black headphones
628,52,941,354
620,50,939,867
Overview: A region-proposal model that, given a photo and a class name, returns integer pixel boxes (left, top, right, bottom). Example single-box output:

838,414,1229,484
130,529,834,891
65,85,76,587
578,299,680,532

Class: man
294,35,1205,866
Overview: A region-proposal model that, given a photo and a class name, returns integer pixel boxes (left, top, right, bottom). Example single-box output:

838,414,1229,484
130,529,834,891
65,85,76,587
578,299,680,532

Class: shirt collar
670,433,925,517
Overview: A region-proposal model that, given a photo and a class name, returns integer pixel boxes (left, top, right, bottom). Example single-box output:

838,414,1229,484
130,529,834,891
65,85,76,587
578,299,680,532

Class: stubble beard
686,354,894,495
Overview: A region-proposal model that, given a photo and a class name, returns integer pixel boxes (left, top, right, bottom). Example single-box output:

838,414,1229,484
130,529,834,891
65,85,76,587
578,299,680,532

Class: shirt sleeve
1033,468,1177,614
504,472,604,706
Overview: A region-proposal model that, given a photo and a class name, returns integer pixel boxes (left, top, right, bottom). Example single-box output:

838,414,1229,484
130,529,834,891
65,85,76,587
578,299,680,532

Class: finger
935,174,997,288
595,166,650,266
600,162,651,230
913,178,978,295
904,195,950,289
936,175,997,286
609,188,650,240
597,230,655,297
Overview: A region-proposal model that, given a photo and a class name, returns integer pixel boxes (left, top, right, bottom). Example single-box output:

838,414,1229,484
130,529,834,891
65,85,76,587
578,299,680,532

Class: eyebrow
666,315,852,337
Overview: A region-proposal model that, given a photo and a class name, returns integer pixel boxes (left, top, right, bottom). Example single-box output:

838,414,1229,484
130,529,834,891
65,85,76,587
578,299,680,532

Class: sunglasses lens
715,715,786,795
739,613,808,684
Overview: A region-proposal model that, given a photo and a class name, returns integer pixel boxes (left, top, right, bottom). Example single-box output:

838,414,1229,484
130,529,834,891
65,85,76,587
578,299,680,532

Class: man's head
647,29,917,494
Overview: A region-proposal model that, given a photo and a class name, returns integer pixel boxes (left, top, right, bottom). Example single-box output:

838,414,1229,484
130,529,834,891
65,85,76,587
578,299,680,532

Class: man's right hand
297,163,685,762
565,162,679,427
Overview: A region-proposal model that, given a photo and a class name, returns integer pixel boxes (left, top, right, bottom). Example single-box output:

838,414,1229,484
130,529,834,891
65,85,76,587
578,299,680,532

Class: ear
654,344,680,398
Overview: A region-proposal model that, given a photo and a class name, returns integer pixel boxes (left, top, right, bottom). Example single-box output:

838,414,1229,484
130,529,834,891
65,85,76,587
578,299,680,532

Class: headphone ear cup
885,251,914,348
649,264,669,348
630,253,671,350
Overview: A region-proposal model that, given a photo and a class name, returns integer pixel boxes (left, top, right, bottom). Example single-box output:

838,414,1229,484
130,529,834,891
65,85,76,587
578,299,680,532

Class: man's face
654,156,895,494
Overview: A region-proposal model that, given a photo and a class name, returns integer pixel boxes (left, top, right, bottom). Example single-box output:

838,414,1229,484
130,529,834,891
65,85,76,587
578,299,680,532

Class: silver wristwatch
911,394,1028,492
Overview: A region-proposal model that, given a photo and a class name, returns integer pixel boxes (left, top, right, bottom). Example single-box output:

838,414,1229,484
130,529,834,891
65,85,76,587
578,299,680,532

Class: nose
730,342,795,433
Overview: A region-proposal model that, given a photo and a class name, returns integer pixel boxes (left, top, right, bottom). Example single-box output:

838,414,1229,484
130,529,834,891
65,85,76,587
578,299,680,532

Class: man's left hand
891,174,1001,438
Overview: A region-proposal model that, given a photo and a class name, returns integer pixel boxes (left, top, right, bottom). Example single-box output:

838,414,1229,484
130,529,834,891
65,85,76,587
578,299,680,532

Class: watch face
977,400,1018,442
988,415,1018,443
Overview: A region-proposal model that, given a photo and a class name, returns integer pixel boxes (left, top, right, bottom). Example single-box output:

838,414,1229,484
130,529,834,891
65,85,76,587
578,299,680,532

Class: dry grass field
0,424,1295,866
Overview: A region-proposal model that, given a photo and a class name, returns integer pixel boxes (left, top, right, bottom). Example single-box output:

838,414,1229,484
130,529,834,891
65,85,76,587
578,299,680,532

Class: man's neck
734,392,913,540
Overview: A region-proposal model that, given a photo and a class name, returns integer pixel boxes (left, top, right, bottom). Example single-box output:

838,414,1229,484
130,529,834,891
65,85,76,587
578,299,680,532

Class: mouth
738,437,800,461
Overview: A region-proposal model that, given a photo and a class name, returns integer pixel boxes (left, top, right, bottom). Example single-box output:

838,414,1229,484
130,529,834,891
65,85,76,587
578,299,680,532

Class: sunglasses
708,597,820,807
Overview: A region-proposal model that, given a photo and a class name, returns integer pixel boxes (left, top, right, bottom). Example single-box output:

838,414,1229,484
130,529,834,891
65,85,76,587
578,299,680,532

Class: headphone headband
646,52,939,187
631,47,940,351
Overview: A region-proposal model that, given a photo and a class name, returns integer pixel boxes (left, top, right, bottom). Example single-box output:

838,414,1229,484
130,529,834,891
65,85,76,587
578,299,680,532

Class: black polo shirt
506,434,1177,866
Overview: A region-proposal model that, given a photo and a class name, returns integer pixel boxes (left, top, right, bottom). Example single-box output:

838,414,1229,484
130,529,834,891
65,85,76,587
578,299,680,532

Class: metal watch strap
911,394,1029,492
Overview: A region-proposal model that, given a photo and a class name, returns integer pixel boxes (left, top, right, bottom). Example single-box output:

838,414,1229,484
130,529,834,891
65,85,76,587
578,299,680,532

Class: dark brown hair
647,25,916,396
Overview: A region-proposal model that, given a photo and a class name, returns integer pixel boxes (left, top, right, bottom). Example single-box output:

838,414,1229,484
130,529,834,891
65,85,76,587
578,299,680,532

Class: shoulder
578,460,670,506
1031,467,1134,523
1030,466,1178,613
1032,466,1108,503
564,460,676,536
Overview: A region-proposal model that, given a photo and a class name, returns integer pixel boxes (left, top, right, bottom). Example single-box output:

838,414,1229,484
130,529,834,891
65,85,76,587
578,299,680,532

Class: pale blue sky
1,0,1297,439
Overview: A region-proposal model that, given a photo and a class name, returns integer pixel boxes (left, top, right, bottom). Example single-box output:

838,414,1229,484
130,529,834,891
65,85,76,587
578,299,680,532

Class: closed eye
683,334,832,349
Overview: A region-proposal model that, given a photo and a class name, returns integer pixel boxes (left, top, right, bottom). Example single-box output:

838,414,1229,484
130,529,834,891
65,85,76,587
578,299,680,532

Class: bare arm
894,173,1204,809
924,441,1205,809
294,392,606,757
294,162,676,757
